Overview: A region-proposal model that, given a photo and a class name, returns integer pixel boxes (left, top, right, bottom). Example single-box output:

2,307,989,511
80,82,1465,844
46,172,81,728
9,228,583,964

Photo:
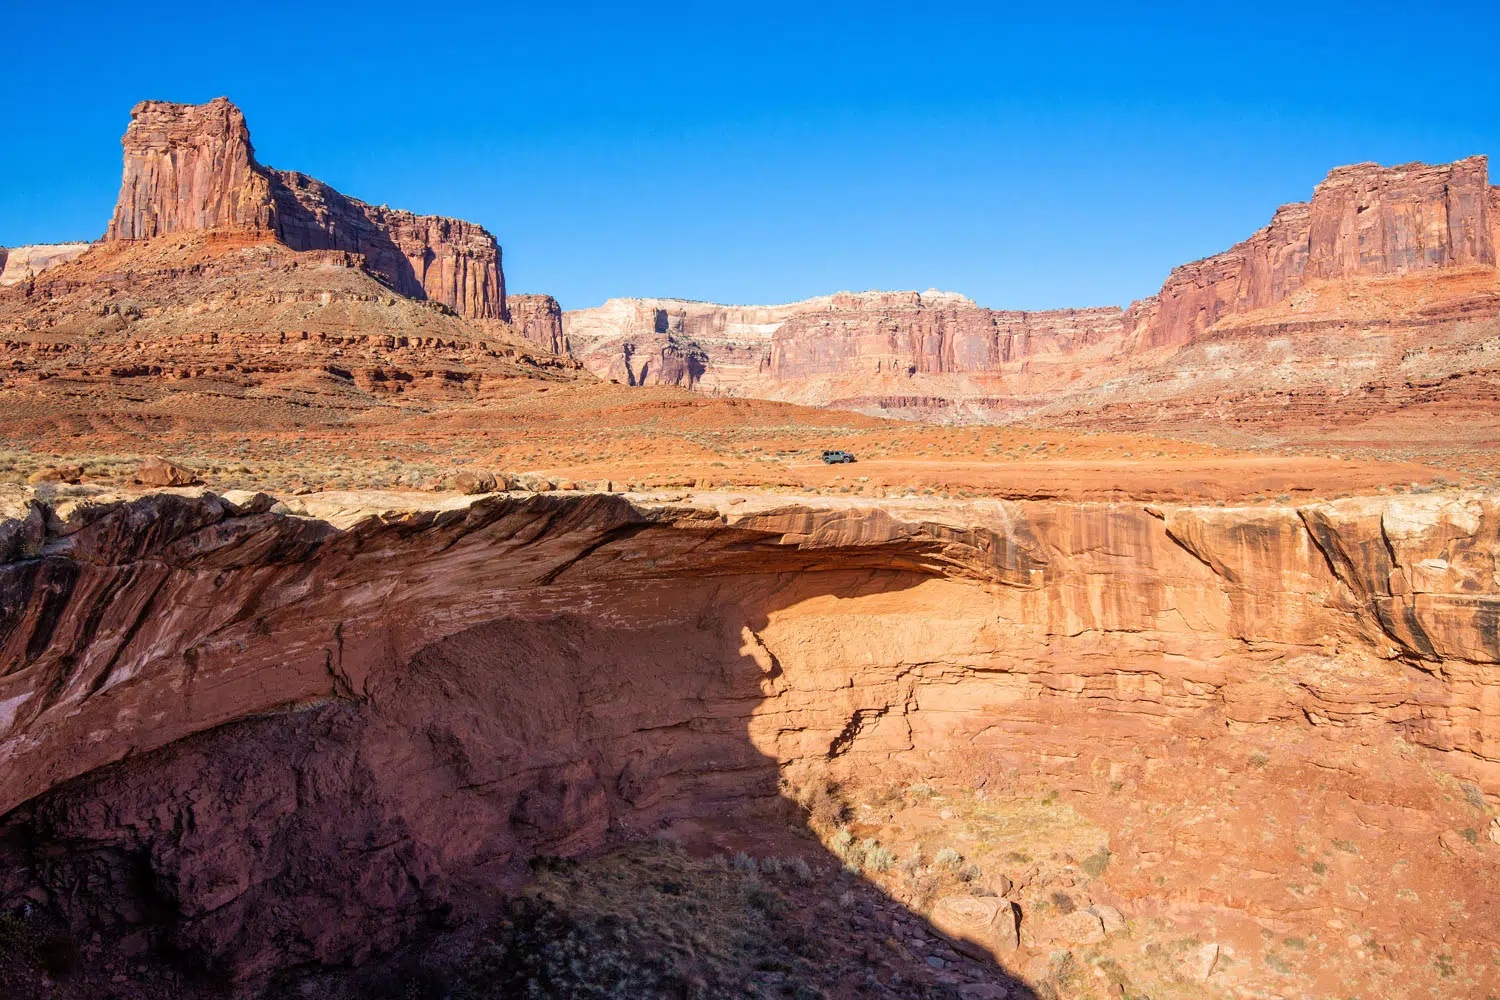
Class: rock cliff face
563,296,806,390
105,99,276,239
768,293,1124,379
0,242,90,286
563,292,1126,400
267,169,504,321
1,486,1497,994
504,293,566,354
104,98,505,320
1131,157,1498,349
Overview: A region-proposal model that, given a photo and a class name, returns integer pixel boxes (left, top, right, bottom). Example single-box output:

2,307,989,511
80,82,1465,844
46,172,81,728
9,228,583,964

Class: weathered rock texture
1130,156,1498,349
563,291,1125,411
0,487,1497,996
563,296,805,390
0,243,91,286
0,232,572,421
504,293,566,354
105,98,505,320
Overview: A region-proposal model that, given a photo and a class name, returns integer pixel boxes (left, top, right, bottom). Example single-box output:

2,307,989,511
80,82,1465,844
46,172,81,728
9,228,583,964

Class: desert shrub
830,827,862,871
904,783,935,802
798,778,849,830
1461,782,1486,810
731,851,757,873
1081,847,1112,877
934,848,963,869
864,845,896,873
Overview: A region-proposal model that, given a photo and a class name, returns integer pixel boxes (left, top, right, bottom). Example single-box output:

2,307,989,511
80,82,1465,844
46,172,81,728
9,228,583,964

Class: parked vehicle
821,450,857,464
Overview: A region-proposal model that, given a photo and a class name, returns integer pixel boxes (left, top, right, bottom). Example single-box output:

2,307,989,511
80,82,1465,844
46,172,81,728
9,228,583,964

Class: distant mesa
7,97,1499,437
561,155,1500,421
105,97,508,323
0,242,90,286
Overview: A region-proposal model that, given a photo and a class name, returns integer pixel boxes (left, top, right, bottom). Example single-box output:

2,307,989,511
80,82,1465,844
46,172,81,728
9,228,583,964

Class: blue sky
3,2,1497,311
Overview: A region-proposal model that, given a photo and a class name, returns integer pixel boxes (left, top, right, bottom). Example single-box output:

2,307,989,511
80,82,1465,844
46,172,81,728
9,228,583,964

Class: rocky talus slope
105,97,506,321
0,485,1496,997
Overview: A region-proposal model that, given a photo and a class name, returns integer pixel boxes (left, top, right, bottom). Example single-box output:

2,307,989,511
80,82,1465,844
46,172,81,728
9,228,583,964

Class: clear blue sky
3,2,1497,311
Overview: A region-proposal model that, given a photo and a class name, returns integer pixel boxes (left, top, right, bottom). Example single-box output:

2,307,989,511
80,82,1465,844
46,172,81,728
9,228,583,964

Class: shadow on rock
0,493,1042,998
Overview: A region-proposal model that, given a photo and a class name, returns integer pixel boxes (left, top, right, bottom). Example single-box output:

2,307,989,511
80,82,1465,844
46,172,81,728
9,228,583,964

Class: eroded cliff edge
0,486,1497,993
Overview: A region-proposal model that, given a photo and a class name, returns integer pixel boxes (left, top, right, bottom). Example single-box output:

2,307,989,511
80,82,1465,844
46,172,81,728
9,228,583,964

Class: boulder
27,465,83,485
133,456,200,487
452,470,498,495
218,490,278,515
0,496,46,562
1053,909,1105,945
929,895,1020,960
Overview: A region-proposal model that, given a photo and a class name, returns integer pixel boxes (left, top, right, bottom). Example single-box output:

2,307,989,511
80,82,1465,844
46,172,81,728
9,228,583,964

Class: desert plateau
3,13,1500,1000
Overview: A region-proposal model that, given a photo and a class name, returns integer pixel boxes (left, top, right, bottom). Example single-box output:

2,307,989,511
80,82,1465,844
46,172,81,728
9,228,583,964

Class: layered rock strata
563,291,1127,400
104,98,505,320
0,486,1497,995
503,293,567,355
561,158,1500,436
1130,156,1499,349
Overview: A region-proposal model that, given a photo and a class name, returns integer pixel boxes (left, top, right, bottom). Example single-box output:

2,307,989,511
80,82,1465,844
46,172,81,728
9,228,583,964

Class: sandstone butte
0,96,1499,1000
98,96,564,337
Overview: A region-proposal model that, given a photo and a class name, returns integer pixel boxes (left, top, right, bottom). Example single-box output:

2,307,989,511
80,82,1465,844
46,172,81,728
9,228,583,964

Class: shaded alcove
0,493,1041,998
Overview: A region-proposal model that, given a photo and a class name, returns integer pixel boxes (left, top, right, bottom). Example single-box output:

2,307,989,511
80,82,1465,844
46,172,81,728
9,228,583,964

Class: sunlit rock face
0,243,91,287
1131,156,1498,349
105,97,505,320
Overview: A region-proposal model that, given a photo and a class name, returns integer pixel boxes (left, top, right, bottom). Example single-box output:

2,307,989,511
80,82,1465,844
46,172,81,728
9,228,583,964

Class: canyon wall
0,487,1497,992
768,293,1125,379
0,242,90,286
562,291,1126,398
104,98,505,320
1130,156,1498,349
562,296,810,390
558,158,1500,434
